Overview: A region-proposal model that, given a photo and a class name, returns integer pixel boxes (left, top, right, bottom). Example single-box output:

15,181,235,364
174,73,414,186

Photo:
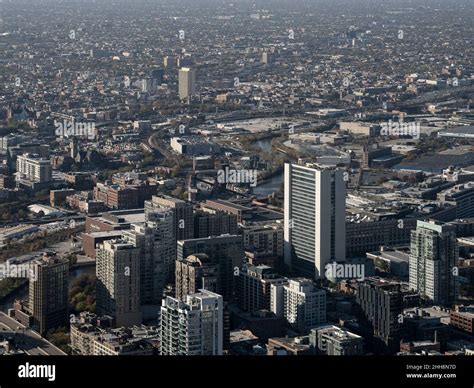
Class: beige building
96,239,142,327
71,313,157,355
16,153,52,183
178,67,195,101
242,223,284,258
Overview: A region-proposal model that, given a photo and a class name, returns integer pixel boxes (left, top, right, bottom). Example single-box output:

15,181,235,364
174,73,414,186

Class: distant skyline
0,0,472,366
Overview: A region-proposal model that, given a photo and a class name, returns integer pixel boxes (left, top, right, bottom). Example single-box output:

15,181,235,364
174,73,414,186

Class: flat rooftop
230,330,259,343
99,209,146,225
312,325,362,340
268,336,311,352
394,152,474,173
0,224,38,235
82,230,124,238
368,249,409,263
204,199,252,211
438,125,474,137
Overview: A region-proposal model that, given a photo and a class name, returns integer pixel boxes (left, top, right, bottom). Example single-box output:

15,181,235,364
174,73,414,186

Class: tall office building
28,253,69,334
163,56,177,69
96,239,142,327
0,133,21,153
261,51,272,64
355,278,402,353
284,163,346,279
145,195,193,241
123,224,160,305
159,290,223,355
141,77,156,93
409,220,459,305
16,153,52,183
177,235,244,301
271,278,326,333
122,208,175,304
151,68,164,84
178,67,195,102
146,208,175,286
236,265,286,313
175,253,218,301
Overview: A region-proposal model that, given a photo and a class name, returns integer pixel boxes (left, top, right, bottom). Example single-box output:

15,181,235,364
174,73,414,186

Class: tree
46,327,71,354
7,118,16,129
65,253,78,266
69,274,96,314
171,187,184,199
171,165,182,177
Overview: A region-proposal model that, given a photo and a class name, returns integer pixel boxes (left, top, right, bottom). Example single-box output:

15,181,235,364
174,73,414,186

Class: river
253,137,273,152
252,137,284,196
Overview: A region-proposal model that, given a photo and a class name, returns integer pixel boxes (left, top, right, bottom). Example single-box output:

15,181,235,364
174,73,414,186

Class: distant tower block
178,67,196,102
261,51,272,64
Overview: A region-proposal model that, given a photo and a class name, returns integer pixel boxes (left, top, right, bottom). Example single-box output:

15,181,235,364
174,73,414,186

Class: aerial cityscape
0,0,473,383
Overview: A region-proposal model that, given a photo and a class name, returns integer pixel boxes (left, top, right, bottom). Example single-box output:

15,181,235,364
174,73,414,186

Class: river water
252,137,284,196
253,138,273,152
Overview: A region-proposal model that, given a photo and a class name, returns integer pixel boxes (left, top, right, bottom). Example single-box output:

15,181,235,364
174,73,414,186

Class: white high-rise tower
284,163,346,279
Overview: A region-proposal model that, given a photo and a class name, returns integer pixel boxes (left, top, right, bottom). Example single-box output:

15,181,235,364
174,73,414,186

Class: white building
16,154,52,183
271,278,326,333
133,120,152,131
170,136,220,156
159,290,223,355
309,324,363,355
141,78,156,94
284,163,346,279
27,204,64,217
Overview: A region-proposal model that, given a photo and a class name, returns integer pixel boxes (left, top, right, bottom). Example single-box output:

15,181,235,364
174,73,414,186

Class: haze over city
0,0,473,385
